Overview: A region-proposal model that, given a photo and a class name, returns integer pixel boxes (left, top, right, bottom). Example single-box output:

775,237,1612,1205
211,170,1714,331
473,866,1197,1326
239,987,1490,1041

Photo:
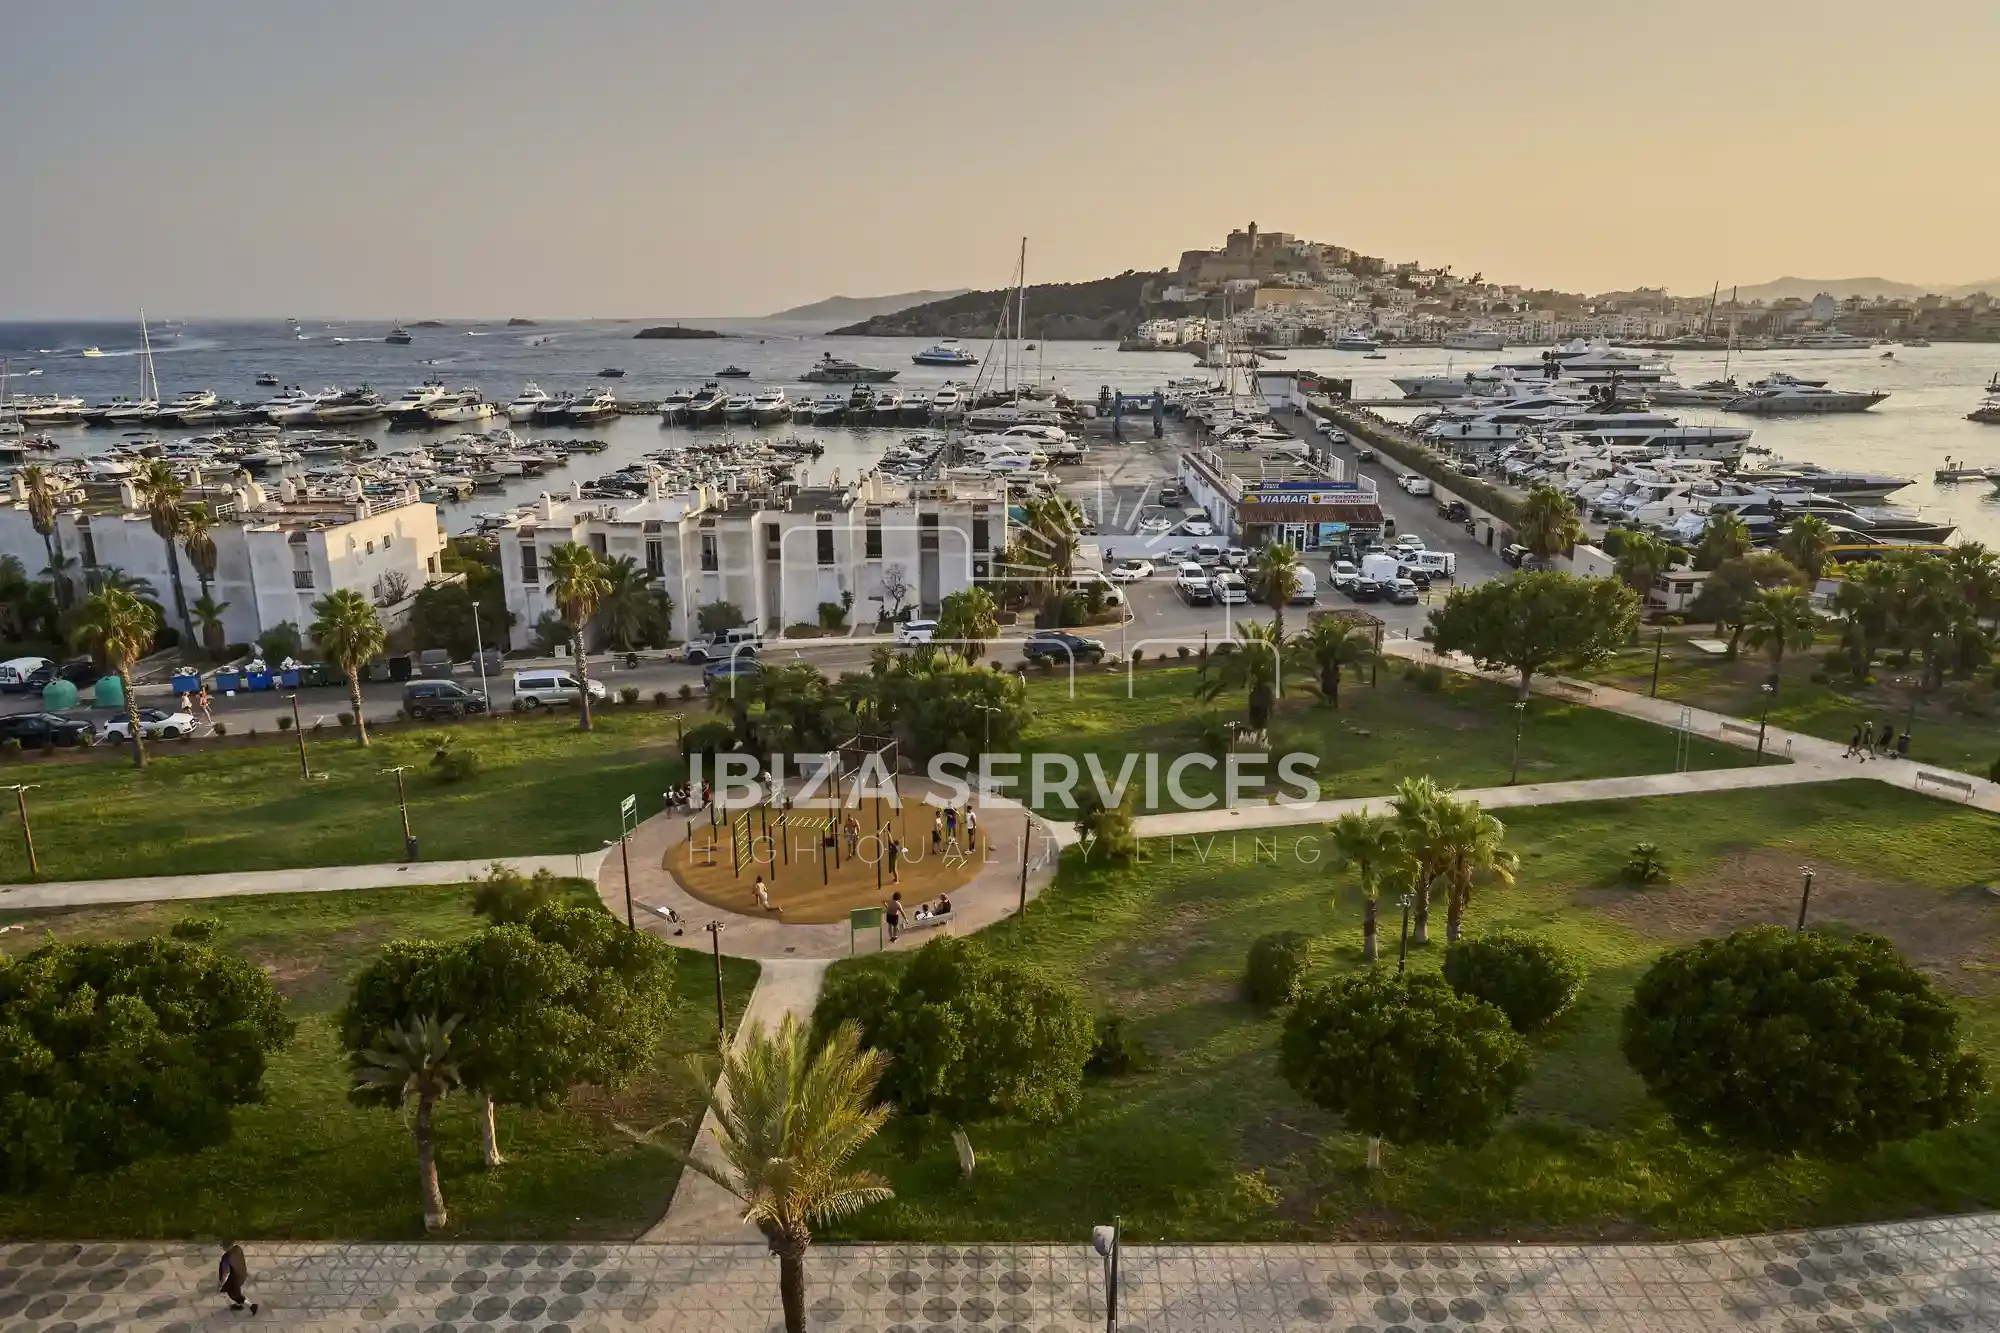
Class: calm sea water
4,319,1999,541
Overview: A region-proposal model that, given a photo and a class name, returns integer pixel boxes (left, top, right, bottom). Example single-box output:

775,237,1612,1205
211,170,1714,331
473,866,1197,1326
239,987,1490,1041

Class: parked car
1174,563,1214,605
1329,560,1360,592
1212,573,1248,605
1158,484,1183,506
897,619,938,646
1136,515,1174,535
1023,630,1105,664
1221,546,1251,569
403,680,489,720
0,657,53,693
1355,446,1377,463
703,656,763,690
683,627,763,663
1389,578,1422,605
1179,517,1215,537
1500,543,1531,568
1438,499,1471,522
511,670,608,709
1193,543,1224,566
1347,578,1384,603
100,706,200,742
0,711,95,748
25,657,98,691
1109,559,1155,583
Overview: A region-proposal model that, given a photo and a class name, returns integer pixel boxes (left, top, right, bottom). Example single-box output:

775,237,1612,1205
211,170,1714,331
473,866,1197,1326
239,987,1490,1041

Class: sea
4,318,1999,542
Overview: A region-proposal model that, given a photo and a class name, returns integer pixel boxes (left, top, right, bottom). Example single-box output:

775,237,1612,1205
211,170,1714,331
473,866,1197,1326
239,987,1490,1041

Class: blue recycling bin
171,669,203,695
247,669,273,691
280,667,301,689
215,669,243,692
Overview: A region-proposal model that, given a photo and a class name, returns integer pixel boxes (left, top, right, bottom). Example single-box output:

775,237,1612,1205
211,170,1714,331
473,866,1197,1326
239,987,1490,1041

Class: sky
5,0,1999,319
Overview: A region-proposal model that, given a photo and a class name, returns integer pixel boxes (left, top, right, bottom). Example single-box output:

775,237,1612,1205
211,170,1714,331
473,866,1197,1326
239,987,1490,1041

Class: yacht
383,382,450,423
80,346,106,358
85,396,159,426
506,384,554,421
1646,378,1742,406
844,384,877,420
311,387,386,424
658,388,694,425
912,339,979,367
532,392,577,425
1332,332,1380,351
1723,380,1889,414
1442,330,1506,351
901,391,932,422
715,365,751,379
801,353,898,383
1732,461,1911,503
723,393,756,424
427,390,501,424
1392,372,1480,401
791,397,817,421
155,389,223,424
1781,331,1874,351
255,372,279,387
1547,411,1753,462
258,387,315,421
930,385,963,420
750,388,790,424
872,390,903,424
685,382,728,425
567,389,618,425
810,393,846,424
1492,339,1670,384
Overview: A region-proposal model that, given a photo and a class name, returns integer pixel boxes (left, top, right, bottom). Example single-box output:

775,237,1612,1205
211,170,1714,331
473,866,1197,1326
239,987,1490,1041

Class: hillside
830,271,1169,339
1726,275,2000,303
768,290,968,322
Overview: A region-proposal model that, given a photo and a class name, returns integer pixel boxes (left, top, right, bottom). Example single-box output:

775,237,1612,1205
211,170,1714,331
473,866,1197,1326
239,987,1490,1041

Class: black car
402,680,489,720
25,657,98,690
1347,579,1384,603
0,711,96,748
1437,499,1471,523
1023,630,1106,664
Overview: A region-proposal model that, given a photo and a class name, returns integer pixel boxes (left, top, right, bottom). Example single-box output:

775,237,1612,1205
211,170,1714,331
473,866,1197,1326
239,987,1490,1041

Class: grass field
817,780,2000,1243
0,879,758,1240
1016,662,1757,815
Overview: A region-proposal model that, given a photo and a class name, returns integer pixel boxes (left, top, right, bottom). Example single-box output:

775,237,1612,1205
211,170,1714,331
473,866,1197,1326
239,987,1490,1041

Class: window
765,523,781,562
520,544,539,584
384,534,393,549
920,512,939,552
292,569,315,589
589,532,608,557
365,540,375,554
645,540,664,577
972,518,989,552
816,529,835,566
865,524,882,559
700,533,719,572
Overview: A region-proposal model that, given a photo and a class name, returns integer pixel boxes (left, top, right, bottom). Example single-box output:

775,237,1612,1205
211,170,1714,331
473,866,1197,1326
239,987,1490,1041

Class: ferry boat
912,339,978,367
801,353,898,383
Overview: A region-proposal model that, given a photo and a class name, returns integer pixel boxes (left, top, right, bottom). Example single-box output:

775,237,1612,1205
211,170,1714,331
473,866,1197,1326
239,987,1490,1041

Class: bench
1915,770,1978,800
901,907,956,934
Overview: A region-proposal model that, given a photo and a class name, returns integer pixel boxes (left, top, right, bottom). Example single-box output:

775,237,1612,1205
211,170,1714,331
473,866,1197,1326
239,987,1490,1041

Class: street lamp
1796,866,1816,932
1090,1219,1121,1333
1508,699,1529,785
1397,892,1415,974
383,765,417,860
471,598,491,719
704,921,728,1048
973,702,1003,757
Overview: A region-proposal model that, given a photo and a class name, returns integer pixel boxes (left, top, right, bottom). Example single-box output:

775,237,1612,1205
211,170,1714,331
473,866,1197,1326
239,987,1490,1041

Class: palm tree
310,588,387,745
190,593,231,658
1949,542,2000,620
180,505,218,602
1194,620,1287,732
1515,486,1583,564
91,565,158,601
1389,776,1448,946
1017,495,1081,619
134,460,192,640
1613,531,1678,598
1777,514,1836,583
20,465,67,609
1832,559,1898,680
1291,616,1376,708
1251,543,1303,634
1741,585,1818,672
544,542,612,731
936,586,999,662
1329,810,1399,962
350,1013,464,1232
0,557,31,643
1430,795,1517,942
1694,511,1753,571
69,588,160,770
665,1015,892,1333
595,555,663,652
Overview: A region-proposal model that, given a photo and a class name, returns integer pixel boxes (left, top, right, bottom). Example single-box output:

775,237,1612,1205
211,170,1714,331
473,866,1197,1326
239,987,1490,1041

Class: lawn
0,878,759,1240
817,780,2000,1243
0,707,693,883
1579,633,2000,779
1015,662,1757,815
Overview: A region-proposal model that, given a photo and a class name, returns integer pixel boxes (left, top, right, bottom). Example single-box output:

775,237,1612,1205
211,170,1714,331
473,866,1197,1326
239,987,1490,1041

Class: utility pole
471,598,491,719
1650,629,1665,698
1019,814,1032,912
384,765,416,860
290,693,310,779
1508,701,1528,785
705,921,728,1048
4,784,40,877
1397,893,1414,974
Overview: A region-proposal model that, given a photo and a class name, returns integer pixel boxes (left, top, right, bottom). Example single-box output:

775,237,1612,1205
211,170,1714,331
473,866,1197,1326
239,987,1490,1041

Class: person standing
886,891,903,942
219,1242,257,1315
932,811,943,853
1879,721,1896,756
887,835,902,884
965,807,979,852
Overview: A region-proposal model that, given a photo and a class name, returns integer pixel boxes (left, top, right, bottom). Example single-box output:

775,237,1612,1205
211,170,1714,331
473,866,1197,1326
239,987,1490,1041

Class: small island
506,317,537,327
634,324,725,340
411,320,448,328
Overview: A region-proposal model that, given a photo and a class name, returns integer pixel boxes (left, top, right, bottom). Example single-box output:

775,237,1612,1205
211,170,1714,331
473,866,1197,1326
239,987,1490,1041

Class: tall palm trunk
347,665,371,746
572,633,595,732
161,537,192,640
415,1092,447,1230
1412,889,1430,945
1362,894,1378,962
774,1234,809,1333
1321,666,1340,707
1365,1135,1383,1169
48,531,68,609
1446,885,1465,943
120,669,146,770
479,1094,505,1167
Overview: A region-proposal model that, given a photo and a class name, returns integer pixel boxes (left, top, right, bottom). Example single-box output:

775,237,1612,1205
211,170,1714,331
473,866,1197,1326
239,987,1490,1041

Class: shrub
469,863,560,924
0,738,19,760
430,742,480,783
1626,841,1668,883
1403,662,1447,692
1130,648,1144,665
1442,931,1588,1033
817,600,849,631
677,683,694,700
1178,645,1191,660
1624,927,1986,1157
1245,930,1319,1007
245,726,257,738
336,711,354,727
276,715,294,733
619,686,641,705
1085,1012,1152,1076
652,690,669,706
168,915,222,942
1075,791,1137,862
212,721,228,737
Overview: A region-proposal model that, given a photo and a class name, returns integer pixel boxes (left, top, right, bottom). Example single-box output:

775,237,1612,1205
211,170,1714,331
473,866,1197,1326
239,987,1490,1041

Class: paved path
0,852,609,910
5,1217,1994,1332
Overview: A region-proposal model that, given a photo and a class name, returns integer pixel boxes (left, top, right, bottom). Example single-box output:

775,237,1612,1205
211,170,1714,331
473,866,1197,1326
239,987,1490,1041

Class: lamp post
4,784,40,877
471,598,491,719
1796,866,1816,932
704,921,728,1048
1090,1219,1121,1333
1397,892,1415,974
384,765,416,860
974,702,1003,758
1508,700,1528,785
1650,628,1665,698
289,693,310,779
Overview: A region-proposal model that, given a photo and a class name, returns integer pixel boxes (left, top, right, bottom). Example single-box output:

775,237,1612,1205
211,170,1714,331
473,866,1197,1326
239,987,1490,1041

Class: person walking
219,1242,257,1315
1846,723,1865,759
753,876,773,911
887,835,901,884
1879,721,1896,756
886,891,903,942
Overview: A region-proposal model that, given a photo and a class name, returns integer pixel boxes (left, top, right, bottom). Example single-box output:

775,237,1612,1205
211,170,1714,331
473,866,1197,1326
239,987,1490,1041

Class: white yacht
1442,330,1506,351
750,388,790,424
810,393,846,424
384,382,450,422
1723,379,1889,414
310,387,386,424
901,391,932,422
723,393,756,424
259,387,317,421
930,385,963,420
1491,339,1670,385
506,383,553,422
567,389,619,424
427,390,500,424
872,390,903,424
658,388,694,424
1782,331,1874,351
1393,372,1482,401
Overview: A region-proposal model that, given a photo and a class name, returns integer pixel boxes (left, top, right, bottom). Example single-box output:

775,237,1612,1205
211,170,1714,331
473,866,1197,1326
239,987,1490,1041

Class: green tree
1740,584,1818,671
1245,930,1319,1007
1613,530,1679,598
0,934,294,1193
1195,620,1288,731
596,555,674,652
662,1016,892,1333
1947,542,2000,619
180,504,218,603
697,599,747,637
1443,931,1587,1032
69,587,159,769
1252,542,1304,634
1514,485,1584,562
1777,513,1837,582
1075,789,1137,862
411,566,516,661
310,589,387,746
1016,495,1083,618
189,592,230,659
468,863,561,924
1831,560,1899,680
1430,793,1517,943
1291,616,1376,708
1281,970,1529,1170
1389,776,1449,946
19,464,68,609
865,654,1028,761
936,586,1000,663
1689,552,1807,658
349,1013,463,1230
1427,570,1638,699
1329,809,1399,963
1694,511,1754,571
134,459,192,640
1623,927,1986,1158
258,620,303,664
544,542,613,731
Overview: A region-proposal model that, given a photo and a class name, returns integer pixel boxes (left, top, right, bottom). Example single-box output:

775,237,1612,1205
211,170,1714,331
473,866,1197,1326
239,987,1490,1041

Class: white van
511,670,609,709
1212,572,1248,605
1070,572,1126,607
0,657,52,693
1289,568,1318,605
1401,549,1458,579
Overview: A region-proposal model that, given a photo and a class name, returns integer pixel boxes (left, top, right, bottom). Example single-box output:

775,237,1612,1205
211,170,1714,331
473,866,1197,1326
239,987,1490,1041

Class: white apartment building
0,475,446,644
494,473,1009,647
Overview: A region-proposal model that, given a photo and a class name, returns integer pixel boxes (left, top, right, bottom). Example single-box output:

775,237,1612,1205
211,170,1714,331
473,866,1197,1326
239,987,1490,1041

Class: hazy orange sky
6,0,1997,318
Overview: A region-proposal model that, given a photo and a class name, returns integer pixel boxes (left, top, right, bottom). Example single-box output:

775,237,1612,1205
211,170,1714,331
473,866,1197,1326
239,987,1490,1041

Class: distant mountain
830,272,1169,339
767,290,970,322
1725,275,2000,303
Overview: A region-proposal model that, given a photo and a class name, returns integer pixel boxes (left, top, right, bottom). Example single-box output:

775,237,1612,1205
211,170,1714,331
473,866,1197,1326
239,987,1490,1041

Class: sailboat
97,313,162,423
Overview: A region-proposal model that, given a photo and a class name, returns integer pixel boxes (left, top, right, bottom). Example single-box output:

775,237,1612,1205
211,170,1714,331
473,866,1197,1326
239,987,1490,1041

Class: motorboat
566,389,618,424
1781,331,1873,350
506,383,554,421
427,390,501,424
1724,380,1889,414
912,339,978,367
801,353,897,383
1733,461,1911,502
81,346,106,358
810,393,846,424
790,397,817,421
686,382,728,425
901,391,932,422
658,388,694,424
383,382,450,423
723,393,756,424
157,389,222,424
255,372,279,387
1646,378,1741,406
1442,331,1506,351
384,324,413,345
715,365,751,379
1492,339,1670,384
532,392,577,425
1391,373,1480,401
930,385,963,420
1333,332,1380,352
872,390,903,424
86,396,159,425
596,367,625,379
844,384,877,420
311,387,386,424
750,388,790,424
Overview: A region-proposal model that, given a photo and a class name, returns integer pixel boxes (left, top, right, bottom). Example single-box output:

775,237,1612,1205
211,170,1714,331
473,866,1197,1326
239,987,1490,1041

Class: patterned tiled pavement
4,1217,1998,1333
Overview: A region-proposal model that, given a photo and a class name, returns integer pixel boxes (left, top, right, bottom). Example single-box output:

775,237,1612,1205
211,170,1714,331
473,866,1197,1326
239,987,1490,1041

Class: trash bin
279,667,302,689
41,680,79,711
388,656,412,682
93,674,125,709
171,669,203,695
403,835,419,862
247,669,272,691
215,669,242,692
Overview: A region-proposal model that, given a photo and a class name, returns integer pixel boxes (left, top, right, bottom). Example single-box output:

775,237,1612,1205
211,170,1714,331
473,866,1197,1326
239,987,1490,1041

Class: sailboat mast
138,309,159,402
1014,237,1027,403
